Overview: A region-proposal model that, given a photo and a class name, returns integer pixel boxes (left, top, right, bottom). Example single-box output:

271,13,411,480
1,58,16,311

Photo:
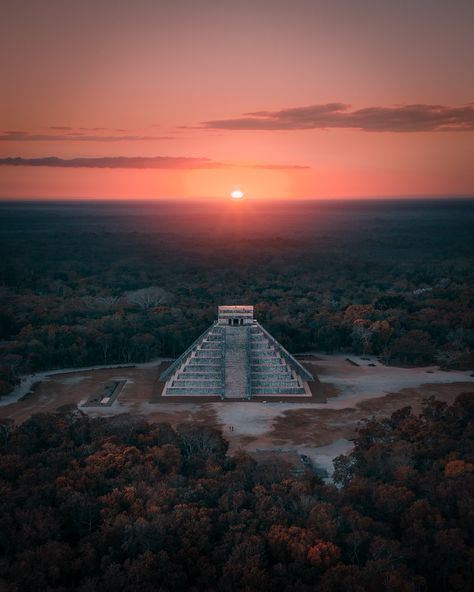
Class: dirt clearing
1,354,472,476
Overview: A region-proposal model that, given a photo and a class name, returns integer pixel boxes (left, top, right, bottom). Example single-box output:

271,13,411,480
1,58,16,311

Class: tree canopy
0,394,473,591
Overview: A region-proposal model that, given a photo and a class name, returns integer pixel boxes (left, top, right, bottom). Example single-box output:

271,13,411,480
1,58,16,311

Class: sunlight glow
231,189,244,199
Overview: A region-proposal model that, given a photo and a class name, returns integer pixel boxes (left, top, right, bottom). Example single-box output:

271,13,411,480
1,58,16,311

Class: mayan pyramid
160,306,314,399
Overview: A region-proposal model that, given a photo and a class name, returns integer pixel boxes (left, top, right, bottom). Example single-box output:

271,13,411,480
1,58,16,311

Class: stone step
252,370,290,376
251,361,284,367
252,387,306,395
166,387,223,395
187,360,222,365
180,372,222,378
173,380,223,387
253,382,295,388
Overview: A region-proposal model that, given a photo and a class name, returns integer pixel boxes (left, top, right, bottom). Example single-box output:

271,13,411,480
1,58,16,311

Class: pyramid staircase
223,326,250,399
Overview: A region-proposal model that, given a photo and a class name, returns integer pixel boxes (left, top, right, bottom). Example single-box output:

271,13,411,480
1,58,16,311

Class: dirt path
0,358,171,408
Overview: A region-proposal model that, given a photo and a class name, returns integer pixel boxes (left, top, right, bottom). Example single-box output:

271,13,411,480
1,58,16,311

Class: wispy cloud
0,156,222,169
0,156,310,170
0,131,174,142
202,103,474,132
249,163,309,170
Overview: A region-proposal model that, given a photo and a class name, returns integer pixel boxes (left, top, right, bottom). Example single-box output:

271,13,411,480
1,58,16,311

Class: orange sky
1,0,473,200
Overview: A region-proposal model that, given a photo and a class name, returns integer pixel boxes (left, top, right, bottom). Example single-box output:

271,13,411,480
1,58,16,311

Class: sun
230,189,244,199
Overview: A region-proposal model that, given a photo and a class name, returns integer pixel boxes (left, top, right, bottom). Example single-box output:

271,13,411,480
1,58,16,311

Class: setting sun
231,189,244,199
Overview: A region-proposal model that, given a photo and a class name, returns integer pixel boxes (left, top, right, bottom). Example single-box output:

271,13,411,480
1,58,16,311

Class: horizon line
1,194,473,204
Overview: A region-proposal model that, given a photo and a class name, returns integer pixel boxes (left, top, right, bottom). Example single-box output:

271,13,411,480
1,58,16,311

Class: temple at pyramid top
160,305,315,400
217,305,254,326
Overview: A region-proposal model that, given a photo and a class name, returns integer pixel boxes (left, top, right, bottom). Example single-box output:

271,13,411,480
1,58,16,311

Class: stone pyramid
160,306,314,399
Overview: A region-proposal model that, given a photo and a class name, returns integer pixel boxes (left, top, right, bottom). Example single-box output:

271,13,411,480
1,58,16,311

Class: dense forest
0,393,472,591
0,199,473,396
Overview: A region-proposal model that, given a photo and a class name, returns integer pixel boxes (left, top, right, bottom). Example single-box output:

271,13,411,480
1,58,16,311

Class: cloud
202,103,474,132
0,156,222,169
249,163,309,170
0,156,310,171
0,131,174,141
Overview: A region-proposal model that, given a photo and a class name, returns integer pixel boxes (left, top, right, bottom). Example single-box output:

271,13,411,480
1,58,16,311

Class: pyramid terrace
160,305,315,400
